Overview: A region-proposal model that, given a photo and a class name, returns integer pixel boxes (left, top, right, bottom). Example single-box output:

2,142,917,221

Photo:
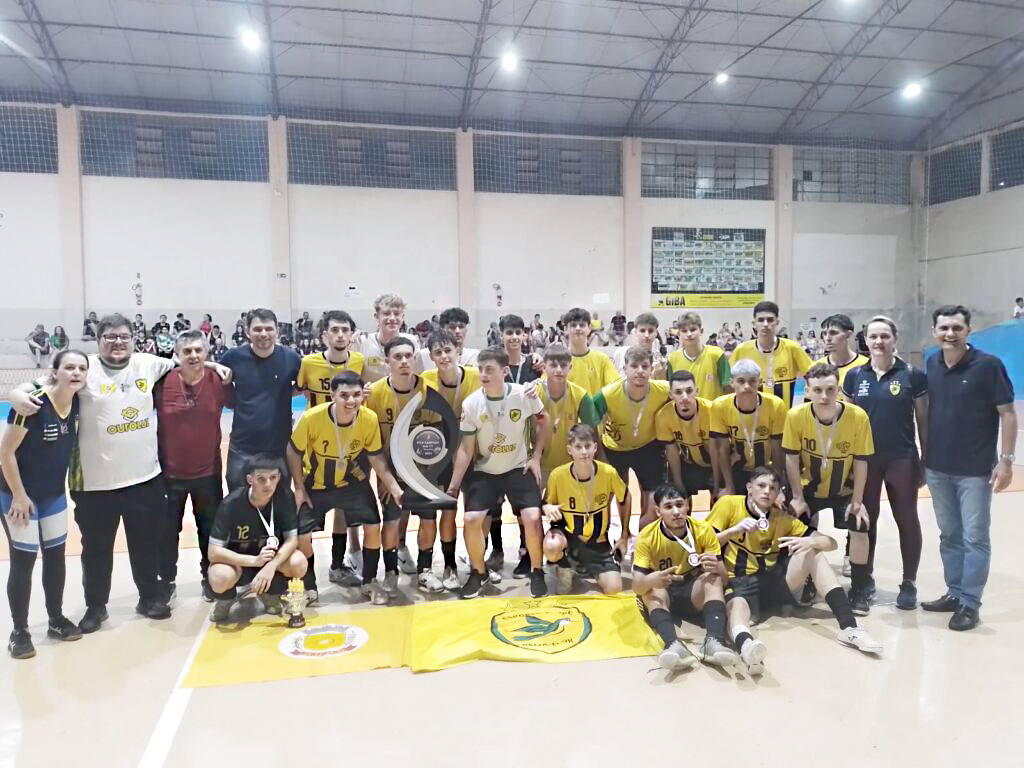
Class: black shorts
550,526,619,577
379,466,453,521
730,464,752,490
805,492,866,532
636,571,702,623
236,566,288,596
299,483,381,533
464,469,542,513
680,463,714,495
725,567,795,620
605,443,666,492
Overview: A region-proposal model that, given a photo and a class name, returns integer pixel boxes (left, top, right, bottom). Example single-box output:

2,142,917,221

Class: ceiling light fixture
714,72,729,85
240,28,261,51
501,51,519,72
902,81,922,99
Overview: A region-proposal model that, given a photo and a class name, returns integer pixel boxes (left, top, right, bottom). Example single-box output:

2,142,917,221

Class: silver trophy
390,388,460,511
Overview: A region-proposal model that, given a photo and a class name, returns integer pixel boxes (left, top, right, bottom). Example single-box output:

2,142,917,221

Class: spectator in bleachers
610,311,627,345
199,314,213,336
172,313,191,334
1014,297,1023,319
733,321,746,342
50,326,69,355
151,315,170,338
131,314,146,339
26,325,51,368
82,312,98,341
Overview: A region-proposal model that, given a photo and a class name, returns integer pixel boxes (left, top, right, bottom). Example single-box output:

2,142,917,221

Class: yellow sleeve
633,528,655,571
296,356,311,390
545,468,563,505
601,353,619,388
709,397,728,436
853,408,874,458
784,515,810,537
654,404,674,442
351,351,366,376
781,408,802,453
290,410,310,453
792,342,813,376
362,409,382,454
610,466,627,503
768,397,787,437
706,496,735,532
697,521,721,555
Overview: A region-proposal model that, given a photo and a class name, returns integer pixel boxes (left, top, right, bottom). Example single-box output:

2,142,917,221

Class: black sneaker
921,593,959,612
201,580,216,603
78,606,108,634
47,616,83,642
848,589,870,616
530,569,548,598
136,599,172,620
513,550,531,578
896,580,918,611
8,629,35,660
460,570,485,599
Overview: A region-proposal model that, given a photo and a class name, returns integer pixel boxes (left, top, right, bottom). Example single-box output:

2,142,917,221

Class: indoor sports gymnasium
1,1,1023,766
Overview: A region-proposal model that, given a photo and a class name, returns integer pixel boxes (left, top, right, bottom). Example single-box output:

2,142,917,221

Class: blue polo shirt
923,346,1014,477
843,358,927,459
222,344,300,454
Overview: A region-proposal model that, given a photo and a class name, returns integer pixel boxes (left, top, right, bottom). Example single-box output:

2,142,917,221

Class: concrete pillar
772,145,794,323
909,151,929,353
455,129,479,325
267,117,293,319
621,137,644,317
55,106,85,333
979,133,991,195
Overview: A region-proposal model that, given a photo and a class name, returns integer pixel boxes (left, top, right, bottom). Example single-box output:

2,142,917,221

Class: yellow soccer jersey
567,349,620,397
782,402,874,499
297,350,367,408
289,404,381,490
633,517,721,578
706,494,810,576
593,379,671,451
709,392,787,470
544,461,626,545
537,379,601,473
654,397,713,467
666,345,731,400
364,375,440,453
813,354,869,399
421,365,481,421
730,337,813,406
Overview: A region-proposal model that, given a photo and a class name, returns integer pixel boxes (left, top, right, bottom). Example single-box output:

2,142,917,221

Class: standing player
730,301,812,406
633,485,738,670
561,308,619,396
207,455,307,622
421,330,482,590
446,348,549,599
288,371,405,605
612,313,666,378
666,312,731,400
709,467,881,661
815,314,868,393
710,360,787,496
593,346,671,534
656,371,719,499
297,311,365,408
542,425,627,595
843,316,927,610
783,363,875,613
418,307,480,371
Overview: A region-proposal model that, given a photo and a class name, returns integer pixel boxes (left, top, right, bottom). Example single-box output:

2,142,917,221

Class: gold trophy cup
285,577,306,628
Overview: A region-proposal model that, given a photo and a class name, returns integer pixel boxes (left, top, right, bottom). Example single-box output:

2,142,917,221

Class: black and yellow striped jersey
297,351,366,407
364,375,440,452
709,392,787,470
730,337,812,406
706,494,810,576
782,402,874,499
544,461,626,545
654,397,713,467
289,403,381,490
633,517,721,577
421,365,481,421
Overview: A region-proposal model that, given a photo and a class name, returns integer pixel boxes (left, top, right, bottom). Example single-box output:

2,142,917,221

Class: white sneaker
397,545,417,575
441,567,460,591
555,567,574,595
700,636,739,667
837,626,882,654
344,549,363,574
383,571,400,596
740,637,767,676
487,568,503,585
842,555,852,578
361,581,388,606
418,571,445,593
304,589,319,606
658,640,697,670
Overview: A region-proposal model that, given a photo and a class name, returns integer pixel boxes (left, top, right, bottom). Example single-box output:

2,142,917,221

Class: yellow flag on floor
409,594,662,672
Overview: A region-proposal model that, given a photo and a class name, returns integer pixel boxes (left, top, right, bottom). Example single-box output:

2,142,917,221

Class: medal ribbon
813,403,842,472
738,399,761,465
662,520,697,563
625,382,649,439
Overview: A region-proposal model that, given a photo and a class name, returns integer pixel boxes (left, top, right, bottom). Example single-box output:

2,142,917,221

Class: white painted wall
923,185,1024,330
476,193,624,333
289,185,459,331
0,173,64,333
638,198,776,333
81,176,274,330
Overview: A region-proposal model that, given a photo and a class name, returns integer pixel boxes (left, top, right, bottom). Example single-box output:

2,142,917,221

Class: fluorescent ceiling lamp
501,51,519,72
240,28,261,51
714,72,729,85
902,81,922,99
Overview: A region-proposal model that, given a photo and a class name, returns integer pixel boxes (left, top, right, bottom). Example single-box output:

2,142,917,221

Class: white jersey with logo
356,332,422,383
70,353,175,491
418,346,480,372
460,383,543,475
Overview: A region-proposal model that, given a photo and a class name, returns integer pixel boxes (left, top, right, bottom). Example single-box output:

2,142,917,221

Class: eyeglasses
101,334,132,343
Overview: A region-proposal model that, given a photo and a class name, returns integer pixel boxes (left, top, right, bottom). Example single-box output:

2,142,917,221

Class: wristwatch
999,453,1015,463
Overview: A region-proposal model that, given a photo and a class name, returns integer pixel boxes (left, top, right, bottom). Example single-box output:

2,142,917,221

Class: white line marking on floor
137,618,208,768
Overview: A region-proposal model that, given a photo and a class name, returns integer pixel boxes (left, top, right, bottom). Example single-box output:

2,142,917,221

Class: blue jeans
926,470,992,610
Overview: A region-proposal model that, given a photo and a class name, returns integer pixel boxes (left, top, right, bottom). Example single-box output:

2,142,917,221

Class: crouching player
708,467,881,671
633,485,739,671
207,455,307,622
542,425,627,595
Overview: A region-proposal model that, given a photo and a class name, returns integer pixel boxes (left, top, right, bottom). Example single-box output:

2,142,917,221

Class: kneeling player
708,467,881,664
656,370,719,499
287,371,405,605
207,455,307,622
633,485,739,670
542,425,627,595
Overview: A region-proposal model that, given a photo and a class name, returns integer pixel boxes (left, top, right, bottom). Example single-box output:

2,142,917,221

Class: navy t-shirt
222,344,301,454
924,346,1014,477
843,358,927,459
1,392,79,499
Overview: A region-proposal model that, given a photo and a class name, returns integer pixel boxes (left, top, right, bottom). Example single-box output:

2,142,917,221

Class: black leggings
3,518,66,630
863,455,922,583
